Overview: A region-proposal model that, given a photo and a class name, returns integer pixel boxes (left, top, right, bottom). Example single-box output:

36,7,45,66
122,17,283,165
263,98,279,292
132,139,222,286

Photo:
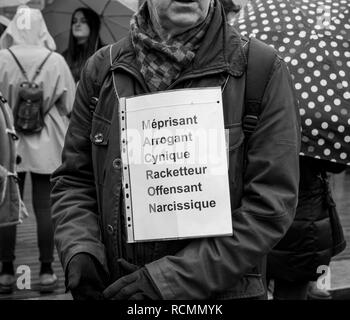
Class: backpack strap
32,51,53,83
8,49,52,83
243,37,276,140
7,48,30,82
243,38,275,297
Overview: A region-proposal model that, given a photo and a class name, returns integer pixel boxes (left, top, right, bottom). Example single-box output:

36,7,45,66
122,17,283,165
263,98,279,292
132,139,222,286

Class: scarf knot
131,1,215,92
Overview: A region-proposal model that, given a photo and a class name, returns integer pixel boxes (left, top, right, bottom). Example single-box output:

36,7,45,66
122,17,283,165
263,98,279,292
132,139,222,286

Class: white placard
120,87,232,243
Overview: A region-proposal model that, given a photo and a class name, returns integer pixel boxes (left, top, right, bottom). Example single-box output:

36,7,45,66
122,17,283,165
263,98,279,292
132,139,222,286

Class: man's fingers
129,293,147,300
103,273,138,299
109,283,140,300
117,259,139,274
71,286,105,300
67,268,80,289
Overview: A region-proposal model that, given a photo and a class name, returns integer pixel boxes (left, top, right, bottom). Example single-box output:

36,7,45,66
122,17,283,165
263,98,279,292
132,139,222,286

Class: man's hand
103,259,162,300
66,253,109,300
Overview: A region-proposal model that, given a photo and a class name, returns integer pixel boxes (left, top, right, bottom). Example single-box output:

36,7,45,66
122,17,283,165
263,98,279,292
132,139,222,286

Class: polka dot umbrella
293,0,350,38
234,0,350,166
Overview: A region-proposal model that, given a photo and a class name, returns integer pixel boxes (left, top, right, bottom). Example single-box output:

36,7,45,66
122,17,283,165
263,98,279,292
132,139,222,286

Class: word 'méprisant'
142,115,198,130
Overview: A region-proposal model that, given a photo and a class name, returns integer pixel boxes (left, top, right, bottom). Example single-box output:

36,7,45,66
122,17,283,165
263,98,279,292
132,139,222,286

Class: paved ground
0,176,67,300
0,170,349,300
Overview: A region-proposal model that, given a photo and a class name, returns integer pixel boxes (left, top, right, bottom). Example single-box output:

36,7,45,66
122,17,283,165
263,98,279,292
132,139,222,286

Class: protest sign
119,87,232,243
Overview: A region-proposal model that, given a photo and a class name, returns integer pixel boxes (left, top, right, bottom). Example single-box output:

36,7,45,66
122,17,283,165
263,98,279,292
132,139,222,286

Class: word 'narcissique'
149,199,216,213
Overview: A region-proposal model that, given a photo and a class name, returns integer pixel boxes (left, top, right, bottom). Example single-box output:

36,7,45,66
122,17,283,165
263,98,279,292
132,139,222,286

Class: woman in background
63,8,102,83
0,7,75,294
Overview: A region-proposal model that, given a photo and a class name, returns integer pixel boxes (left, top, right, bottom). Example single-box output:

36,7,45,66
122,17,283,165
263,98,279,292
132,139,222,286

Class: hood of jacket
0,6,56,50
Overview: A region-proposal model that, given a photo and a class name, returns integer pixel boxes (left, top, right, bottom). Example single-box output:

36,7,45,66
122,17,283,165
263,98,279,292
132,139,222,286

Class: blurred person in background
0,6,75,294
63,7,103,83
220,0,347,300
267,157,347,300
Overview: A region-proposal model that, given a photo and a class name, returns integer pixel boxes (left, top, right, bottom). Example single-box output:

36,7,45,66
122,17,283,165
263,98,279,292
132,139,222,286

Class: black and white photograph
0,0,349,310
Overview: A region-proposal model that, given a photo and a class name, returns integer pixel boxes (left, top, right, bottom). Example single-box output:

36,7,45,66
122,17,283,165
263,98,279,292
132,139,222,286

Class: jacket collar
111,0,246,78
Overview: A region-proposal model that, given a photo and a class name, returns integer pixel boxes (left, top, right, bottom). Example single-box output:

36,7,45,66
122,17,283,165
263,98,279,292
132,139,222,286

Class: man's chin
169,15,205,30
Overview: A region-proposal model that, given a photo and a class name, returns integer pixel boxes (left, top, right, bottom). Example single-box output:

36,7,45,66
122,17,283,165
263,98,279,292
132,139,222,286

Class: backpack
8,49,52,135
0,94,28,228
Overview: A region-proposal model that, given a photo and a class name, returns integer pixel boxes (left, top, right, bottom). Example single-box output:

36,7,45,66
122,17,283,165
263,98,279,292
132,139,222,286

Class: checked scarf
130,1,215,92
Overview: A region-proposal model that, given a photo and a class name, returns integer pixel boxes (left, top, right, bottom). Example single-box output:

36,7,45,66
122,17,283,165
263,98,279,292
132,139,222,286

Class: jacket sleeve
50,52,109,275
146,58,301,299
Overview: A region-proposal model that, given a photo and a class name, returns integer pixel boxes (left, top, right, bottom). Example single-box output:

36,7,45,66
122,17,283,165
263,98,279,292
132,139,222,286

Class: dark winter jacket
267,156,347,282
51,2,301,299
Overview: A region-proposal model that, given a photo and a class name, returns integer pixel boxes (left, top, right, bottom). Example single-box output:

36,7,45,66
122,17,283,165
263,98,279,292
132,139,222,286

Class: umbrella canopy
234,0,350,166
118,0,139,12
42,0,137,53
0,14,10,26
0,0,29,7
0,14,9,36
293,0,350,38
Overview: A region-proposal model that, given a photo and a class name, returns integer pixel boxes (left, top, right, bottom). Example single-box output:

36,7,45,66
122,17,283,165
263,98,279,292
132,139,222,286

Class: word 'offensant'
148,183,203,196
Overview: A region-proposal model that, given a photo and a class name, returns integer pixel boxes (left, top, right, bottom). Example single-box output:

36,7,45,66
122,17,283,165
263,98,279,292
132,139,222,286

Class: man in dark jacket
51,0,301,300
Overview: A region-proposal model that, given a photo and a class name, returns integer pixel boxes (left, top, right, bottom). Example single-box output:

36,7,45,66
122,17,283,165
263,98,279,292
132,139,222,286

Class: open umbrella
42,0,137,53
0,15,9,36
292,0,350,38
234,0,350,166
0,15,10,26
0,0,29,7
